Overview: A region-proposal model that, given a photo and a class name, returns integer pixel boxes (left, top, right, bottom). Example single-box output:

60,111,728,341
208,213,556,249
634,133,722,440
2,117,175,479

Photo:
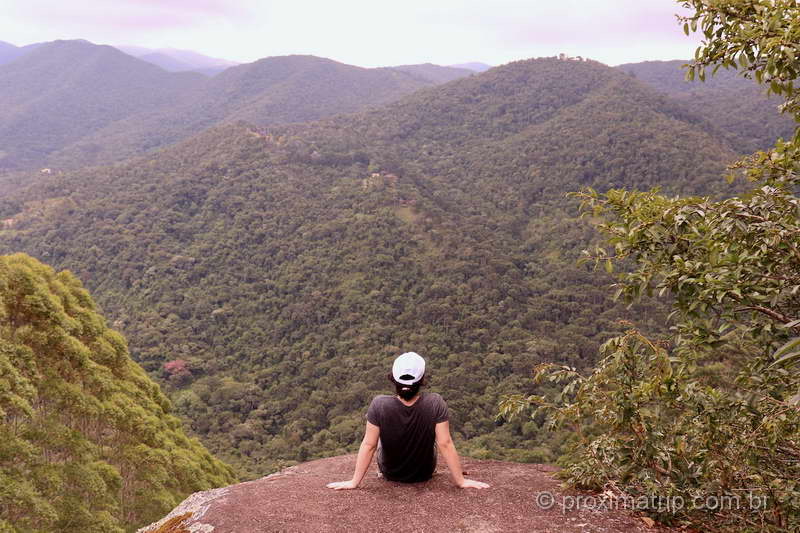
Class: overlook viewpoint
138,455,673,533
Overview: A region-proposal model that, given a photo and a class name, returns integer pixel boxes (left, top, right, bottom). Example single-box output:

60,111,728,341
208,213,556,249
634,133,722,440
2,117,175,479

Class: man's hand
459,479,490,489
326,480,359,490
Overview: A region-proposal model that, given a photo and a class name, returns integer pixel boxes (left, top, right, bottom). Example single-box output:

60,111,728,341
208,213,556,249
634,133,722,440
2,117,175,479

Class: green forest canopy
0,253,235,533
0,55,760,478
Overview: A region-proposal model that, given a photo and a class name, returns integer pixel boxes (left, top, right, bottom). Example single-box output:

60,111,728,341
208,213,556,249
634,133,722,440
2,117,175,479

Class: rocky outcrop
138,455,675,533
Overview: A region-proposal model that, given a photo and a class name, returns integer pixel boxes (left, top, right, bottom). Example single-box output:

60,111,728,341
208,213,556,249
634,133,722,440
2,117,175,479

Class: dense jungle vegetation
0,253,235,533
0,55,760,478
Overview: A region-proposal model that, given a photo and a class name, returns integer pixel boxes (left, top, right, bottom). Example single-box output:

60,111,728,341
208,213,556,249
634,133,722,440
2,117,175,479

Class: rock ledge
138,454,675,532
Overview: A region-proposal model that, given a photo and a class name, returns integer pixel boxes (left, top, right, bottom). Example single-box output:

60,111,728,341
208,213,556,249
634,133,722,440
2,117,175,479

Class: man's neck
396,393,421,406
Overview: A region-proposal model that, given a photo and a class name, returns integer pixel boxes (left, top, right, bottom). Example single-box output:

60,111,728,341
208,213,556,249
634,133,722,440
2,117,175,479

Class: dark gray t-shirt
366,392,449,483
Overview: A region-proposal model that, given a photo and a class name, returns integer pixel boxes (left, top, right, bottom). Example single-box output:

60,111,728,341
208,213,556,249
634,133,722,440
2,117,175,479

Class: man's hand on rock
459,479,490,489
326,480,359,490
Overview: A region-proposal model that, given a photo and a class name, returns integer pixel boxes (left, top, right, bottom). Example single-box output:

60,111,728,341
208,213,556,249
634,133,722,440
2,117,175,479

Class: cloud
0,0,702,67
3,0,258,35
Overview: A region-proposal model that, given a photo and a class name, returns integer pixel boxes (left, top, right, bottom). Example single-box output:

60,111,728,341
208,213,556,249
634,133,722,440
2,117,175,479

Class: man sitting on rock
326,352,490,490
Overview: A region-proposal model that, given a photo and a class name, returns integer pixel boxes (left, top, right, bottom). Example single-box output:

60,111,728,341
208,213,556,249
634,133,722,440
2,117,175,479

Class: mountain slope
0,253,235,533
0,57,742,477
116,45,238,73
49,55,446,168
155,47,239,70
390,63,474,83
0,40,205,170
138,51,196,72
619,59,795,153
0,40,20,65
0,43,450,171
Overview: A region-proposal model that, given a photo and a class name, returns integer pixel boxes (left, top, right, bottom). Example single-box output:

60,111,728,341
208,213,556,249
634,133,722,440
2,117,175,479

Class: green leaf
772,351,800,367
770,337,800,366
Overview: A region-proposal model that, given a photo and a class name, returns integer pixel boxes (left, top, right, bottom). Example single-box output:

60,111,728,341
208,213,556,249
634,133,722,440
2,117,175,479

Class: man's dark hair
388,372,426,400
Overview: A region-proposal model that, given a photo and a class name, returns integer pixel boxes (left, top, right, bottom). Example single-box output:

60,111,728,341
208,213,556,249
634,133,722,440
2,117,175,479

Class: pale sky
0,0,702,67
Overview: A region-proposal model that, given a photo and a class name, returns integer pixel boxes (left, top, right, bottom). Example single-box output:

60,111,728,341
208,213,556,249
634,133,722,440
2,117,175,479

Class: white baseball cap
392,352,426,385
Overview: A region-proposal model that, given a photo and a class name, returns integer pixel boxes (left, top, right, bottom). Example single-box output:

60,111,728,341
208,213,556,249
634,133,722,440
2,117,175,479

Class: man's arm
326,421,380,490
435,421,490,489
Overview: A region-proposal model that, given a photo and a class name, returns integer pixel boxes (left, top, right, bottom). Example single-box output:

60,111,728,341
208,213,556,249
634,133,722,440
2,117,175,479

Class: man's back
366,392,449,482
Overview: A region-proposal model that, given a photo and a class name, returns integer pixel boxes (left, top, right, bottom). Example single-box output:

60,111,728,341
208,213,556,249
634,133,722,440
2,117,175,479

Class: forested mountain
49,55,445,168
0,57,746,478
619,59,795,153
390,63,474,83
0,253,235,532
115,45,238,74
0,40,206,170
0,41,454,170
0,40,787,176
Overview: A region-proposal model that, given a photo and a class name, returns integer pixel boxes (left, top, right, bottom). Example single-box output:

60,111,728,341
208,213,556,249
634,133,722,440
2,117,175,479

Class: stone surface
139,454,679,533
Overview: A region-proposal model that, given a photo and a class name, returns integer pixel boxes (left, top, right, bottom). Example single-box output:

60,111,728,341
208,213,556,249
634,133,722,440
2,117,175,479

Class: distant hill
618,59,795,153
0,43,458,170
618,59,748,93
450,62,492,72
0,40,42,66
0,253,235,532
390,63,474,83
0,40,18,64
48,54,450,168
156,47,239,70
138,51,197,72
0,39,205,170
0,57,742,477
191,65,231,77
115,44,239,73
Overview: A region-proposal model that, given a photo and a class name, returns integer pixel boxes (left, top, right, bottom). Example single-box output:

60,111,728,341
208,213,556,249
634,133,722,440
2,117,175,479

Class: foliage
0,253,235,532
681,0,800,127
502,1,800,530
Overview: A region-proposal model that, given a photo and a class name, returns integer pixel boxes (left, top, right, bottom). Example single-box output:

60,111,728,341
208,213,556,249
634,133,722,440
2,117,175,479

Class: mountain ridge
617,59,795,152
46,53,448,167
0,39,206,170
0,41,458,170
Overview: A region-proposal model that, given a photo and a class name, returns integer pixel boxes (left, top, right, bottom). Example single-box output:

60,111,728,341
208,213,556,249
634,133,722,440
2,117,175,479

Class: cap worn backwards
392,352,425,385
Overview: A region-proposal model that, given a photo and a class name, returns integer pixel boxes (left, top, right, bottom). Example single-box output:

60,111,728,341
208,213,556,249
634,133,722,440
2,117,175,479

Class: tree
0,254,236,532
501,1,800,531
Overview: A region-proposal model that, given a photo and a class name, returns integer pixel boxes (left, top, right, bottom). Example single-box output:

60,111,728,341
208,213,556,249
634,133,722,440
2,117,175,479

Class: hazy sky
0,0,701,67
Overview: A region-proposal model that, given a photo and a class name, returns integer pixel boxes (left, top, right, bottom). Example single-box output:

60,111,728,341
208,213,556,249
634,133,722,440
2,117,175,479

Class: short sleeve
366,396,381,426
433,394,449,423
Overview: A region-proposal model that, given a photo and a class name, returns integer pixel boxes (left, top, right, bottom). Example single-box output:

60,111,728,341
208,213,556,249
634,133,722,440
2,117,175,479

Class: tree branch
735,305,795,324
